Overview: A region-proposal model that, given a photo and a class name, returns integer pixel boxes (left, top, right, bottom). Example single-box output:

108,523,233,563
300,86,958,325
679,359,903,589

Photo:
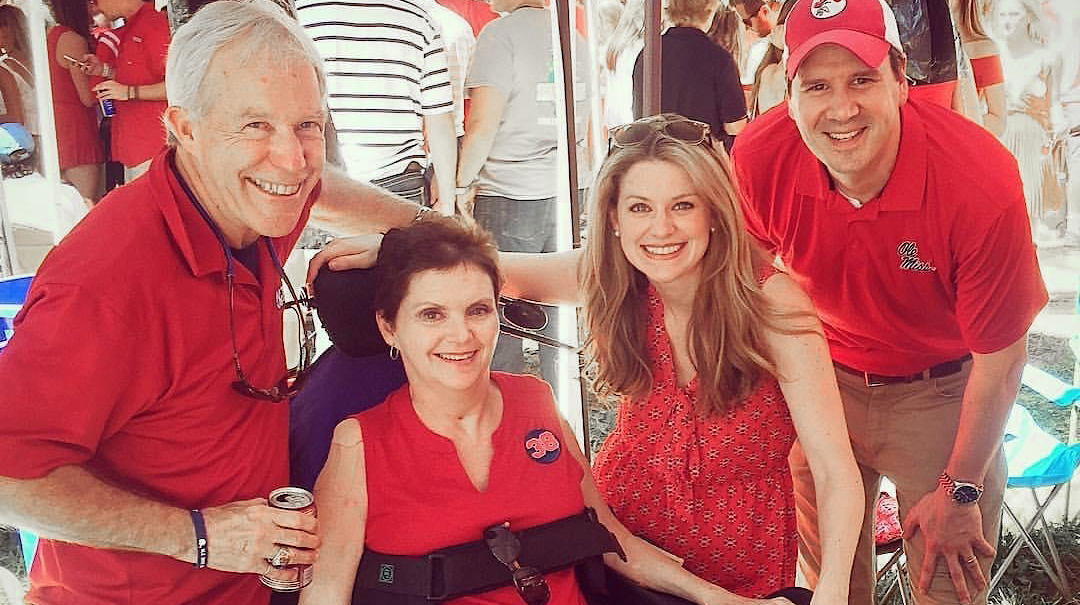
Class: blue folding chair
0,274,32,350
990,395,1080,598
0,274,38,574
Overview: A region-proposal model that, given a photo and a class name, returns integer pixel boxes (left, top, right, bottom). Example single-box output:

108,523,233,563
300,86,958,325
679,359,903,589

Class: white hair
165,0,327,143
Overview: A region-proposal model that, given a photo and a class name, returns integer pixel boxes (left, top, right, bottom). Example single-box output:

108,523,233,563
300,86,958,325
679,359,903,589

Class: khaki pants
790,362,1006,605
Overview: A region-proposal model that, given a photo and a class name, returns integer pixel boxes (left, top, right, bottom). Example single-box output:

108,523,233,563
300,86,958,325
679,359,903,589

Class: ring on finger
964,555,979,565
270,546,291,567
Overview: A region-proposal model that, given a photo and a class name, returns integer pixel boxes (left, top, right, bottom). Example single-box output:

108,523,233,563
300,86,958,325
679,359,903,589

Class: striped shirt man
297,0,454,182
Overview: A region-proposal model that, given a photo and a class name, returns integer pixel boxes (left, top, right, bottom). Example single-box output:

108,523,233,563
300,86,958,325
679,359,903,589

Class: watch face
953,484,981,504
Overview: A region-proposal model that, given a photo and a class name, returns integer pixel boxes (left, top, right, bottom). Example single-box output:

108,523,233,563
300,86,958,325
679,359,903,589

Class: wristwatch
939,472,984,505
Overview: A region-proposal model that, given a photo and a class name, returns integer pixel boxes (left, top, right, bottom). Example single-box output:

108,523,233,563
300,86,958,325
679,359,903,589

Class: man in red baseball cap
732,1,1047,604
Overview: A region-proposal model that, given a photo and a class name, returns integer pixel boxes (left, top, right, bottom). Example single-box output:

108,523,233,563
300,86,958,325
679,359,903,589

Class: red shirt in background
436,0,497,36
110,2,169,167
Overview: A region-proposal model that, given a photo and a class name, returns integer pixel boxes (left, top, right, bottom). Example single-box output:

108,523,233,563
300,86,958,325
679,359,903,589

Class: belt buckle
426,553,449,600
864,372,887,388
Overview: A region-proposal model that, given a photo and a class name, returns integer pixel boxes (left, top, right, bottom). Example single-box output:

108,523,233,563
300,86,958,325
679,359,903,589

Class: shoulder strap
354,508,623,602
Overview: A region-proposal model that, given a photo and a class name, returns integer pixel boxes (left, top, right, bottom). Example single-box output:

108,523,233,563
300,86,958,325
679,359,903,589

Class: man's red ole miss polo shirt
0,149,316,605
732,99,1047,376
112,2,169,167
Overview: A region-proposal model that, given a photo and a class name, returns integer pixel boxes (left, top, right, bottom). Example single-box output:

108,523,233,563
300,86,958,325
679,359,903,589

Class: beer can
260,487,316,592
99,98,115,118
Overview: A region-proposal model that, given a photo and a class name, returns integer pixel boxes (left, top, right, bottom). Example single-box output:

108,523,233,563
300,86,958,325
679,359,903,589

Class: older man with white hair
0,2,417,603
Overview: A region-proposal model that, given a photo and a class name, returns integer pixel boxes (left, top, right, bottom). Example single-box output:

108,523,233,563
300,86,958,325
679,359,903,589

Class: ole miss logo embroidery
524,428,561,463
897,241,936,272
811,0,847,18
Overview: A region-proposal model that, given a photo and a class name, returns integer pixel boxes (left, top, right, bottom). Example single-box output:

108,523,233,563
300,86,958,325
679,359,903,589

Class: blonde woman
500,115,863,604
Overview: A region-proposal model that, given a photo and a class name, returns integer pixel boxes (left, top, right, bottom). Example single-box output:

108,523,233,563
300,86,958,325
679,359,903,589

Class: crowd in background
0,0,1075,243
593,0,1080,246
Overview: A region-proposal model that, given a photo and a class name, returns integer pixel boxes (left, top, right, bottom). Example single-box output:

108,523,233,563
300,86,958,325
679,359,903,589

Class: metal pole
642,0,662,116
550,0,593,457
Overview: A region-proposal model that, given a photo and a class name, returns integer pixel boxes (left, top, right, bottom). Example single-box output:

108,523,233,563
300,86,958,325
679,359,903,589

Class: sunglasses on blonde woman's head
607,116,713,153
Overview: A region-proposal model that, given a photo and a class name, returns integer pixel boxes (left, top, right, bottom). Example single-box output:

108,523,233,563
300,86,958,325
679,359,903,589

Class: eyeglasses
227,240,316,402
484,523,550,605
608,116,712,153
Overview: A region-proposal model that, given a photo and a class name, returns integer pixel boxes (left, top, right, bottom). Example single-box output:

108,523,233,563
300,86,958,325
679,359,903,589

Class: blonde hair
667,0,718,27
582,115,783,414
604,0,644,71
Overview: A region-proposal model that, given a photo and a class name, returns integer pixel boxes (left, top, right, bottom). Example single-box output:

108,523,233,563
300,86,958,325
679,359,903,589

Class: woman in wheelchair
298,215,807,605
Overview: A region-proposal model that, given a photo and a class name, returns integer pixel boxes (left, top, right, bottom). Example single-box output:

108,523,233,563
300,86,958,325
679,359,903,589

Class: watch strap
938,471,984,504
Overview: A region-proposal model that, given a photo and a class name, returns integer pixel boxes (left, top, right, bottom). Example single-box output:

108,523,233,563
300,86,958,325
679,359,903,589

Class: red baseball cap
784,0,903,80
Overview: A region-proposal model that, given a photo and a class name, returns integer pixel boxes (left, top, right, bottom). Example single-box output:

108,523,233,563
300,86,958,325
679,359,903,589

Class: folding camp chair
0,274,38,575
989,399,1080,598
0,273,31,350
1019,363,1080,521
875,538,912,605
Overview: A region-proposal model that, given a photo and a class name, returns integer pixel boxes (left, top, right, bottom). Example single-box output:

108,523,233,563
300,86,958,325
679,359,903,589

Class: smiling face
378,265,500,394
167,46,326,248
610,159,712,294
787,44,906,200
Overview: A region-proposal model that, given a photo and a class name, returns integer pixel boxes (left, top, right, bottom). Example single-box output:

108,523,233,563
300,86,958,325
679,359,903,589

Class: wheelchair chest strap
353,507,624,603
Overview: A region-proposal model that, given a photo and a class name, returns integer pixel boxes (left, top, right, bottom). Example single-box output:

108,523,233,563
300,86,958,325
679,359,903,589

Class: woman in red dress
499,114,864,604
46,0,103,203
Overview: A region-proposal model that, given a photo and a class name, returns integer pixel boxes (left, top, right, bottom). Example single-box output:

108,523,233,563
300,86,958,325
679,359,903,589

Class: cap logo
810,0,847,18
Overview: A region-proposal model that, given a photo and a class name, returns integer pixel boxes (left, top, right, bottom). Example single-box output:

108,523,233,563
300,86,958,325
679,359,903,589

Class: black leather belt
834,354,972,387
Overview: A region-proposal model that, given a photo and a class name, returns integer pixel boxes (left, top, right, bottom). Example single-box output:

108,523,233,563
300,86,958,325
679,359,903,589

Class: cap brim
785,30,891,79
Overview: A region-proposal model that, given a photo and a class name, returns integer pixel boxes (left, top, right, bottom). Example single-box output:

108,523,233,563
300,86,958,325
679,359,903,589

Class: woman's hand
79,53,103,76
305,233,384,285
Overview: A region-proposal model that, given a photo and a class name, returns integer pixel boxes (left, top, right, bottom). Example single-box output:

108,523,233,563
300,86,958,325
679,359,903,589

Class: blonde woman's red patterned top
591,282,798,598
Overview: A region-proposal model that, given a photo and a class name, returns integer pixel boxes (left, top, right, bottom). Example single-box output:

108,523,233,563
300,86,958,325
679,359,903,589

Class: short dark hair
373,215,502,325
887,47,906,82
